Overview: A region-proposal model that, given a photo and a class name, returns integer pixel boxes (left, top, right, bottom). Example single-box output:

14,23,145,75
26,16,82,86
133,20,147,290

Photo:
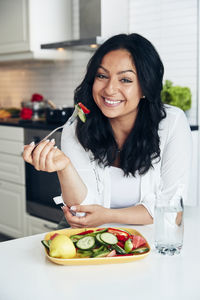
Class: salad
76,102,90,123
42,227,150,259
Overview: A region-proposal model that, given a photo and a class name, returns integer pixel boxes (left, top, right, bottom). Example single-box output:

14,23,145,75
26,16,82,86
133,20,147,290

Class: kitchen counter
0,206,199,300
0,118,62,130
0,118,198,131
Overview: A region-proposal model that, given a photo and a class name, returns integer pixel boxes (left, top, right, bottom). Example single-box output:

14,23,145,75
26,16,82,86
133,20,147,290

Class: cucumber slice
96,233,106,245
41,240,50,250
70,234,85,243
92,250,110,258
100,232,118,245
92,245,105,253
76,236,95,250
78,109,86,122
131,247,149,254
92,228,108,236
112,244,126,254
77,250,93,258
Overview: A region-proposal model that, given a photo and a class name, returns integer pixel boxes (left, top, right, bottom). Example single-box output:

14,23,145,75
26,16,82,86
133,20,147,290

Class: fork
33,105,79,147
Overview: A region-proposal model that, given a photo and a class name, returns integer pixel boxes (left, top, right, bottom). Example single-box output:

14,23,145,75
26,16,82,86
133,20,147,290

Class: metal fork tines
33,106,78,147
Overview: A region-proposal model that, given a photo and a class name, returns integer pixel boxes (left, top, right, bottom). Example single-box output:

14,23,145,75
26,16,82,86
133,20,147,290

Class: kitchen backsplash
0,53,91,108
0,0,198,125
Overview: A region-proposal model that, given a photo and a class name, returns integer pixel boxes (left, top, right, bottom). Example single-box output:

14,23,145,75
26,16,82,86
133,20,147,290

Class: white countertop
0,206,199,300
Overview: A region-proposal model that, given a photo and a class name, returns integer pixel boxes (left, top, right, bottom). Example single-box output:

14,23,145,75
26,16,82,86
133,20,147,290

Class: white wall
0,0,198,125
129,0,198,125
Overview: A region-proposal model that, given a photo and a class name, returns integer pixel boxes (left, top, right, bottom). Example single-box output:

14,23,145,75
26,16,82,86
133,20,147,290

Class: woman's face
92,49,142,124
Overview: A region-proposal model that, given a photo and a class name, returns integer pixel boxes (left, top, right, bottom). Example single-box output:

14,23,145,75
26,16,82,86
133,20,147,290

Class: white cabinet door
0,0,29,54
0,180,26,238
0,0,72,61
0,153,25,185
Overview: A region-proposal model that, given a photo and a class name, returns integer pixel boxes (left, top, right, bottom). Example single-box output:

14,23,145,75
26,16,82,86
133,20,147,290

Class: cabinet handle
43,224,57,230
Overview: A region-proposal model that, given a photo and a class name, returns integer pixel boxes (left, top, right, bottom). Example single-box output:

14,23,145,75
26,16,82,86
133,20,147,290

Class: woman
23,33,192,228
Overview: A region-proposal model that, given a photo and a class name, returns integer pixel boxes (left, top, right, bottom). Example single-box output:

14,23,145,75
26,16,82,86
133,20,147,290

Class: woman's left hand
62,205,110,228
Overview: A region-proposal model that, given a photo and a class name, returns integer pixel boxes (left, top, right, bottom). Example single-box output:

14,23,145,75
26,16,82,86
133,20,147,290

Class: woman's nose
104,78,118,95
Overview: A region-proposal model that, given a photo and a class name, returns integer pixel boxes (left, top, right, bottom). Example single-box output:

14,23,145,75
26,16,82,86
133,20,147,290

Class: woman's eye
120,78,133,83
96,73,107,79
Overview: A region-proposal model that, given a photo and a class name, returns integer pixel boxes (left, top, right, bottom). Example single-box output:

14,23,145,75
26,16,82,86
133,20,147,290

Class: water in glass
154,190,184,255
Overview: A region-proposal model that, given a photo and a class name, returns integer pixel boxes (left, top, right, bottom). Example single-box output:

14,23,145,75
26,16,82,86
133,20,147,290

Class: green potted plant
161,80,192,112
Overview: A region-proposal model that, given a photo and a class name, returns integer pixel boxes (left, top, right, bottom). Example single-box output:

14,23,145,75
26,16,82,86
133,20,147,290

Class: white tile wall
0,0,198,125
129,0,198,125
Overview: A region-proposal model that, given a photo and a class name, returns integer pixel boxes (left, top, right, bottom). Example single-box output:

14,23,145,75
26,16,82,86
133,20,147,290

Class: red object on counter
31,93,44,102
20,107,33,120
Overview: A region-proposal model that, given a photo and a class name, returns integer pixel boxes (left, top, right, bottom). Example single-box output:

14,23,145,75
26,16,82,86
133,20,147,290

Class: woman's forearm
57,161,87,207
107,205,153,225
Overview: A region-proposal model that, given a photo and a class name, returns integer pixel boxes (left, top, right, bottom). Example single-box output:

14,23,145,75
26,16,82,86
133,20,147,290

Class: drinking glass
154,187,184,255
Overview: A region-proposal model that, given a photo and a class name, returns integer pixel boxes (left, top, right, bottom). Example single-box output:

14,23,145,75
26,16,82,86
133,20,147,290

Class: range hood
41,0,129,51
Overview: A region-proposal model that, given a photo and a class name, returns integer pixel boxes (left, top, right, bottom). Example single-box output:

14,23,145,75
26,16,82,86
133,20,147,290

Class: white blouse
59,105,192,217
110,166,140,209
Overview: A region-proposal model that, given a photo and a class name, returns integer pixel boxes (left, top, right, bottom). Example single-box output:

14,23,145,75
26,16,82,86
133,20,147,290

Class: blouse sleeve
140,108,192,217
160,109,192,202
59,122,100,205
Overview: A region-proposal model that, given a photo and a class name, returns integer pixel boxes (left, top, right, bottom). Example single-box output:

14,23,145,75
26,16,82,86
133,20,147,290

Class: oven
24,128,63,223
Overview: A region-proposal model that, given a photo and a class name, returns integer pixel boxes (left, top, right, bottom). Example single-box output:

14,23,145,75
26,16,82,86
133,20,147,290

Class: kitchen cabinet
0,0,72,61
0,125,26,238
26,215,58,236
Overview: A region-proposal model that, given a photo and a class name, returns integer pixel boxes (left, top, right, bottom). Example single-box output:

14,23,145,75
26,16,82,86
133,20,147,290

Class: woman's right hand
23,139,70,172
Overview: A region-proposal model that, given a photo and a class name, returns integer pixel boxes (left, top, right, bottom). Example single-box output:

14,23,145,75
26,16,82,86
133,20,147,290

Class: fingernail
51,138,55,143
29,141,35,146
54,146,57,149
70,206,76,211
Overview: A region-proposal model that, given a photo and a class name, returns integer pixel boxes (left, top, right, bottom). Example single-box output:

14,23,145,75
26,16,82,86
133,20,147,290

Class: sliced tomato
78,102,90,114
130,235,146,249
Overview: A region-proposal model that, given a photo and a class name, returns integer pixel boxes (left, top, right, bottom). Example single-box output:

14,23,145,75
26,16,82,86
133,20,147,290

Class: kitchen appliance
24,128,63,223
41,0,129,51
46,107,74,124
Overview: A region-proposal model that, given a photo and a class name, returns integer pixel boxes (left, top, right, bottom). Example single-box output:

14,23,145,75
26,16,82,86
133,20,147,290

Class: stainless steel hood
41,0,129,51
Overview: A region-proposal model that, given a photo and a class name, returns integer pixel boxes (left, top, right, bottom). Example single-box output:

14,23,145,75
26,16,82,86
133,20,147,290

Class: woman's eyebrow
98,65,136,75
117,70,136,75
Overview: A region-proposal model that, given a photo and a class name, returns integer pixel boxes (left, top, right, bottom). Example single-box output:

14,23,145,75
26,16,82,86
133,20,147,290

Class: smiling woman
92,49,142,128
23,33,192,229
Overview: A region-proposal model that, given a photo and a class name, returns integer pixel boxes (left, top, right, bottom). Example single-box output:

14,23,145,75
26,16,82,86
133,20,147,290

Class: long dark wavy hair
74,33,166,176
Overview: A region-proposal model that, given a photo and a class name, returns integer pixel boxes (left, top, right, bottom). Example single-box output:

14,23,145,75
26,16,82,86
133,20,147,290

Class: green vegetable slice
41,240,50,250
77,109,86,122
96,233,106,245
100,232,118,245
92,250,110,258
131,247,149,254
76,236,95,250
124,238,133,253
112,244,126,254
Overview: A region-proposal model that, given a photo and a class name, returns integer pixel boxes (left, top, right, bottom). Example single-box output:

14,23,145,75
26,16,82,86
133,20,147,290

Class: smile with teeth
103,97,123,104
